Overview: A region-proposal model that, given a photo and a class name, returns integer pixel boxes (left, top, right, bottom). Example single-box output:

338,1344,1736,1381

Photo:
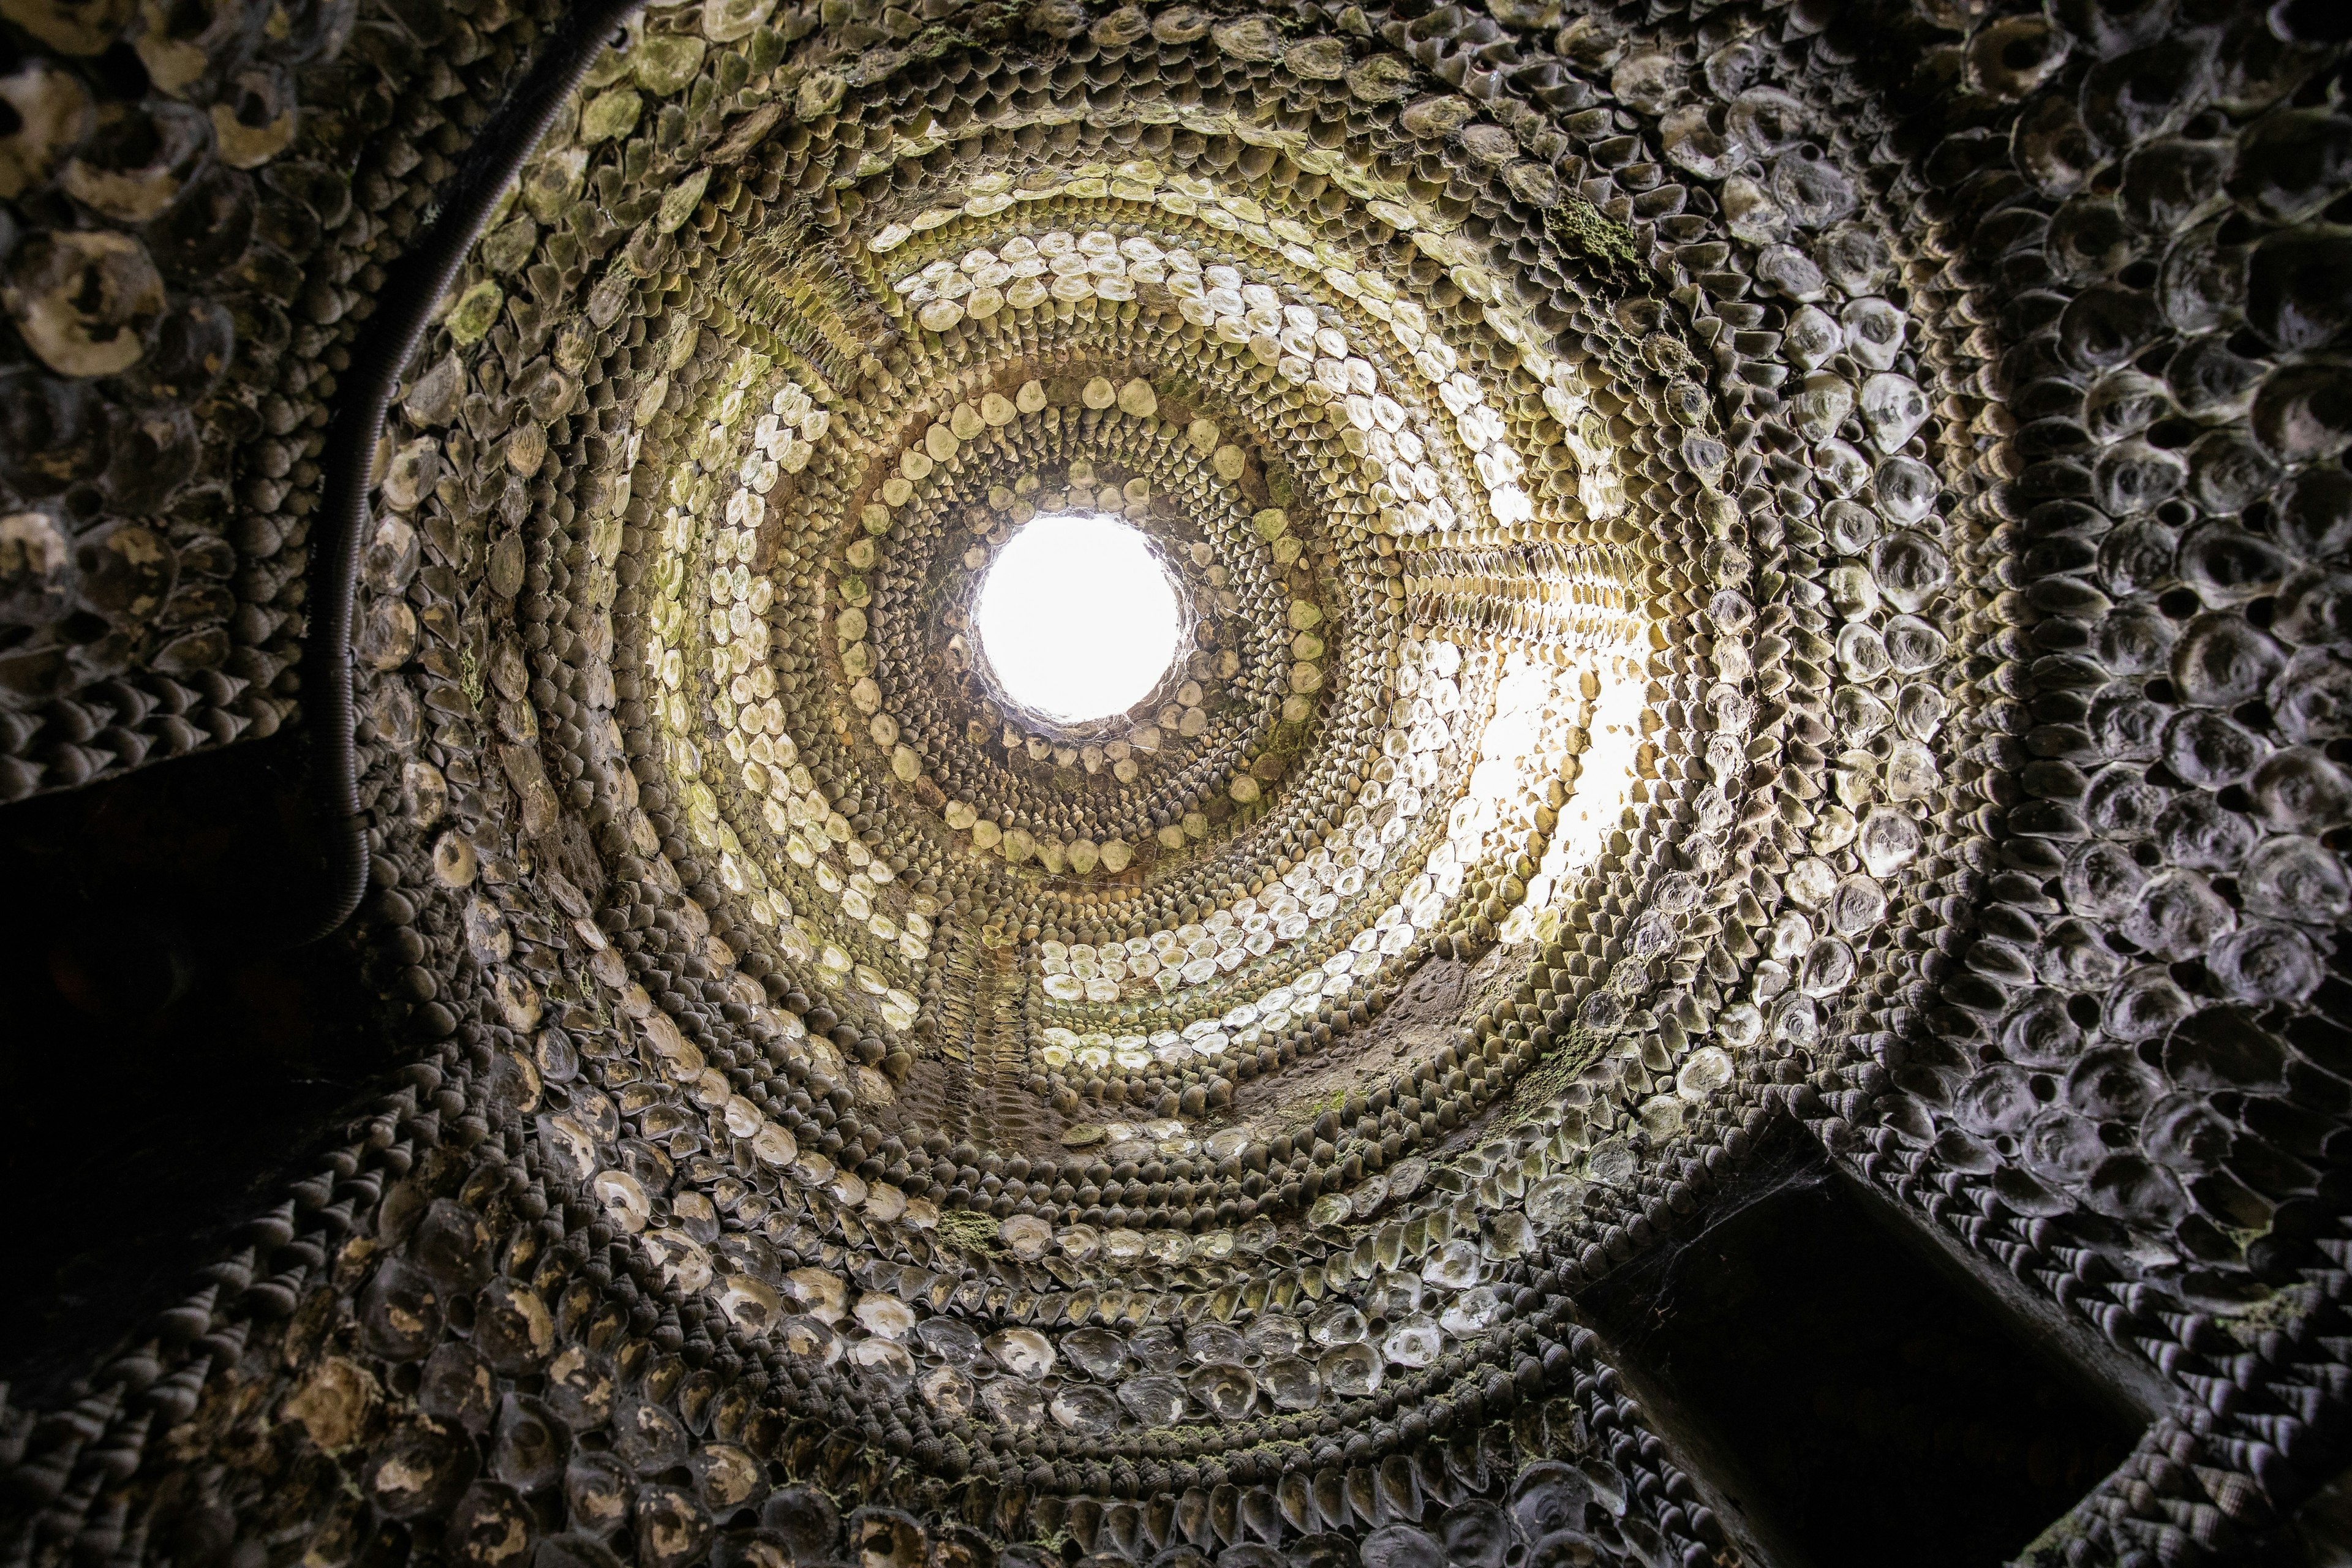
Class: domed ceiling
2,0,2349,1562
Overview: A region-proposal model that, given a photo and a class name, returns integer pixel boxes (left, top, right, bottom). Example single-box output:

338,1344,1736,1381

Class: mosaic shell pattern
2,0,2350,1563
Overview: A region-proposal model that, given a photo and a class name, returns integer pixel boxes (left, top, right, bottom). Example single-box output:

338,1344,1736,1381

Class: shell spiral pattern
1,0,2350,1564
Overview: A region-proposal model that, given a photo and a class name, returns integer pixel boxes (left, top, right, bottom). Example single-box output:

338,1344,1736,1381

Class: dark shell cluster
0,0,573,791
2,0,2351,1564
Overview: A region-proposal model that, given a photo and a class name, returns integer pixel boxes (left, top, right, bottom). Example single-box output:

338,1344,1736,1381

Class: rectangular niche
1578,1126,2146,1568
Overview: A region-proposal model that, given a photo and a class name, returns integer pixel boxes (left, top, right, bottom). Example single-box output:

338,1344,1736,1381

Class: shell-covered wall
0,0,576,789
2,0,2349,1563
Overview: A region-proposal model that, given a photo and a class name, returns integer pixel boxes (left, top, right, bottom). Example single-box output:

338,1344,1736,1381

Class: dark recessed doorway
1581,1128,2146,1568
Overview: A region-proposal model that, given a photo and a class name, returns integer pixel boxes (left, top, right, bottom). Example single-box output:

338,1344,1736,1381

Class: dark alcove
0,736,388,1398
1580,1126,2146,1568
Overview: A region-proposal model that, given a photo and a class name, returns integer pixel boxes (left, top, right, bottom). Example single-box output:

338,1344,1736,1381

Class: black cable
296,0,648,946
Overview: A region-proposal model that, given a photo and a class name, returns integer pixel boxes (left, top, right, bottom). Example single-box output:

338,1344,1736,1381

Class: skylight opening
973,513,1182,725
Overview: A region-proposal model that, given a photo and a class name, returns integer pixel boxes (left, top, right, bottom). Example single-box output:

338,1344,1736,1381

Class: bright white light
1551,670,1647,875
974,513,1180,723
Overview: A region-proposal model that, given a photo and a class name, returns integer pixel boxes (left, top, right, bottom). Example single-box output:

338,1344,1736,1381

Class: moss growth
937,1207,1003,1256
1501,1033,1603,1130
2218,1221,2271,1256
2222,1282,2320,1346
927,0,1025,45
567,967,611,1030
458,648,486,710
1262,721,1313,761
1543,199,1639,274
